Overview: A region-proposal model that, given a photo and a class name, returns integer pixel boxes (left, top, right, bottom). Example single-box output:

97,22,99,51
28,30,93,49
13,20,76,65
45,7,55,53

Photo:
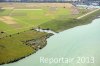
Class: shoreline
77,9,100,19
40,8,100,32
0,7,100,65
0,30,53,65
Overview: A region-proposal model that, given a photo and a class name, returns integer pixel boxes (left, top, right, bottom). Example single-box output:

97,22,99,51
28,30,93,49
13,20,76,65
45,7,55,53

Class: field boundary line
14,9,43,10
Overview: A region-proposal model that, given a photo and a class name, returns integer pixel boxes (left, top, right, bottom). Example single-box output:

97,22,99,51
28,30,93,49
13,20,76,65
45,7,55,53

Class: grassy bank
0,30,52,65
39,9,100,32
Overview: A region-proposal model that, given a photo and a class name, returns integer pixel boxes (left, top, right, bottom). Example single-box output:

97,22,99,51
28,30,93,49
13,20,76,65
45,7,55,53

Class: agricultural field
0,3,92,35
0,7,71,35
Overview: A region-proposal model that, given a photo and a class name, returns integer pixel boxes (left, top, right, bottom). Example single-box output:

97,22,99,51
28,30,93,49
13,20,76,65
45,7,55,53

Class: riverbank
1,17,100,66
39,8,100,32
0,29,53,65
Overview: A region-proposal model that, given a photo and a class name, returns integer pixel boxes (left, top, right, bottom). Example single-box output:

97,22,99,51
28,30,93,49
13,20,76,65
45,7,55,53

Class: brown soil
0,3,79,14
0,16,17,24
0,3,75,9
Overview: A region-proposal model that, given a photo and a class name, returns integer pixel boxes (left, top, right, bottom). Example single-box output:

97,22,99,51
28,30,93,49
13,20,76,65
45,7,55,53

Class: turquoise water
1,18,100,66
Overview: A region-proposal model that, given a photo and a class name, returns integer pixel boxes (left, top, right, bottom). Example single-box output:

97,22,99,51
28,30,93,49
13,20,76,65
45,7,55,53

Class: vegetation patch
39,9,100,32
0,30,53,65
0,7,71,34
0,16,17,24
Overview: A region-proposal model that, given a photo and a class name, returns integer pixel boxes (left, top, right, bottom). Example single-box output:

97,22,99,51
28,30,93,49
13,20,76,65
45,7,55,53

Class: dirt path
77,8,100,19
14,9,42,10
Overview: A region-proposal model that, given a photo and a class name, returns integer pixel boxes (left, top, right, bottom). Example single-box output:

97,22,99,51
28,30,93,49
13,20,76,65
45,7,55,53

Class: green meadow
0,7,71,64
0,30,49,64
40,9,100,32
0,7,71,34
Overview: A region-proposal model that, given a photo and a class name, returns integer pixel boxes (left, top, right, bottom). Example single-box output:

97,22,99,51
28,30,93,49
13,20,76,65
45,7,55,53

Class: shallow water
1,18,100,66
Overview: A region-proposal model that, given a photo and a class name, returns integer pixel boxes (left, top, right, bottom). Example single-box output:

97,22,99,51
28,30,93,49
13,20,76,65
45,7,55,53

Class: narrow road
77,8,100,19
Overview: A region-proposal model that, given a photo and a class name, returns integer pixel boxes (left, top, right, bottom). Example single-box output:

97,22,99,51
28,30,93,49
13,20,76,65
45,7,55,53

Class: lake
1,18,100,66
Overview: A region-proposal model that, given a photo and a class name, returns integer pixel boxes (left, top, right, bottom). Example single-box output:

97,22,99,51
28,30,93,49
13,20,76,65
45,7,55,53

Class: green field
0,7,71,64
0,7,71,35
39,9,100,32
0,29,51,64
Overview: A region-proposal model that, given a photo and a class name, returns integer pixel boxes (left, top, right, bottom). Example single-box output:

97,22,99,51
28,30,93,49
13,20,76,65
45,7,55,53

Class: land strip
40,8,100,32
77,8,100,19
0,30,53,65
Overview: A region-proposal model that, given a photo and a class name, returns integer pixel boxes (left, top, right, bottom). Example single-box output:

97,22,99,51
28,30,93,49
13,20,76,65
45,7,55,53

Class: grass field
0,30,51,64
0,7,71,35
40,9,100,32
0,4,72,64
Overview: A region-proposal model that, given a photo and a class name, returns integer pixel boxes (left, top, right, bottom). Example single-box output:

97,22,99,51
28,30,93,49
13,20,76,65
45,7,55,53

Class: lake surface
1,18,100,66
